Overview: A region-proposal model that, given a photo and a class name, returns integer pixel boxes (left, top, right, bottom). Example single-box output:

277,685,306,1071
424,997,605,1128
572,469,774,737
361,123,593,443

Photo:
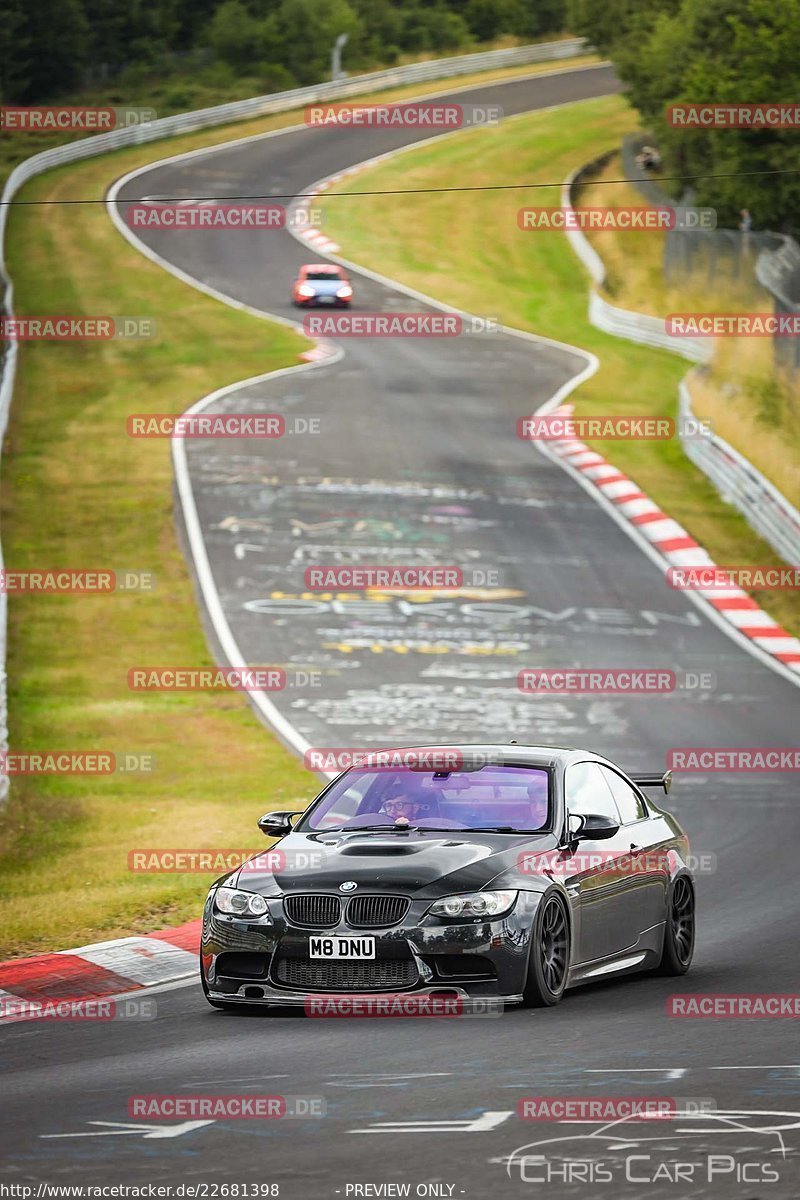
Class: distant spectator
739,208,752,232
636,144,662,172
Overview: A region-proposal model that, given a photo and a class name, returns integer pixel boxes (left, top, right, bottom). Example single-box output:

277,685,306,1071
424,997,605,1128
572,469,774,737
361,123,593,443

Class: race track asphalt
2,63,799,1199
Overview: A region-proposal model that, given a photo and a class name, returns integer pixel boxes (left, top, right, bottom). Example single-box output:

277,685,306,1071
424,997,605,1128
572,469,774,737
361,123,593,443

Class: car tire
656,875,695,975
523,891,570,1007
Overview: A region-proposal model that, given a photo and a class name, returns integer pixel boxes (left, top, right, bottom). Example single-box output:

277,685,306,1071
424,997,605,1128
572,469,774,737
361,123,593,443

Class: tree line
0,0,566,104
569,0,800,231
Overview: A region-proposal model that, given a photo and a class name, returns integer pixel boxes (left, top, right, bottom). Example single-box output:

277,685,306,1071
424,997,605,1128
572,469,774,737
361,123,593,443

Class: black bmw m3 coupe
200,745,695,1011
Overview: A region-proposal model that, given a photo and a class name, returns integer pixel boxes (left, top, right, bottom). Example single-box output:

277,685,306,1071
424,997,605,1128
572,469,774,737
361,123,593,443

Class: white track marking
586,1068,688,1079
42,1120,215,1140
351,1111,514,1134
328,1073,451,1088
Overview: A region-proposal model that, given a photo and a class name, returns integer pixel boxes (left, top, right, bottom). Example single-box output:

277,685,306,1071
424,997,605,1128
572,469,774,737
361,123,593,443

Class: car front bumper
201,891,543,1008
295,294,349,307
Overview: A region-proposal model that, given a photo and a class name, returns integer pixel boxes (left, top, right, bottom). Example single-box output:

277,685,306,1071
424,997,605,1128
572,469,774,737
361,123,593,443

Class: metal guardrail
679,378,800,565
561,163,607,286
0,37,590,804
622,133,800,377
561,164,712,363
563,161,799,567
587,291,711,363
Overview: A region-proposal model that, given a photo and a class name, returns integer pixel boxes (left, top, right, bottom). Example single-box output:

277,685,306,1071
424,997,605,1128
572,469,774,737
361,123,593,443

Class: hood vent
339,841,421,856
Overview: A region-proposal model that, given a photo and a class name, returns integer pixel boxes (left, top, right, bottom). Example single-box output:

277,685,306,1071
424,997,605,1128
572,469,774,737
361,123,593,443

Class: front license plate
309,935,376,959
317,295,334,304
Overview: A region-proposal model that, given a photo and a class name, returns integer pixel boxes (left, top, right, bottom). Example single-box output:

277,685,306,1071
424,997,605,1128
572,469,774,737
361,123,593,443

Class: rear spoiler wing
629,770,672,794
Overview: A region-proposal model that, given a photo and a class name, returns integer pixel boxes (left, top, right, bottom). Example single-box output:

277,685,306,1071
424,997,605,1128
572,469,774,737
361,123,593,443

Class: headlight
429,890,518,920
297,283,315,297
214,887,269,917
336,285,353,299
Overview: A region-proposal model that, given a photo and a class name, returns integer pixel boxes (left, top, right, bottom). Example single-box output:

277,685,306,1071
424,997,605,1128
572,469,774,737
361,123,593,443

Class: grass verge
319,93,800,635
0,152,315,957
578,154,799,509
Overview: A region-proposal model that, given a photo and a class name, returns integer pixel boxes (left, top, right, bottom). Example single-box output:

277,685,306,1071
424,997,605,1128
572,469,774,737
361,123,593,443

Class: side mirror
569,812,620,841
257,811,299,838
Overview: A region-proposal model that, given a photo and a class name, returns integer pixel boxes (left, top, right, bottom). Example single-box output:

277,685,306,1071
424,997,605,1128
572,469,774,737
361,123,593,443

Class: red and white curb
548,405,800,674
299,339,338,363
295,177,341,254
293,165,369,258
297,227,341,255
0,919,201,1022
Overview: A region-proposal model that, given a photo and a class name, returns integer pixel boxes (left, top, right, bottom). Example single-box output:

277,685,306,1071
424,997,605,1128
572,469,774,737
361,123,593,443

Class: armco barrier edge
0,37,589,805
679,377,800,566
562,162,800,567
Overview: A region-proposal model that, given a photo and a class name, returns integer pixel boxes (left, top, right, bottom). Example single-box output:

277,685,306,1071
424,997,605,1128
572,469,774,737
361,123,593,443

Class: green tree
463,0,518,42
511,0,566,38
0,0,30,100
274,0,363,84
571,0,800,230
20,0,90,99
82,0,179,78
566,0,645,55
206,0,265,69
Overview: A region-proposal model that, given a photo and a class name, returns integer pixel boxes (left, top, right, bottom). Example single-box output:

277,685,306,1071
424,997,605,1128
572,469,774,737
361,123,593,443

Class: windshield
306,270,343,281
299,765,551,833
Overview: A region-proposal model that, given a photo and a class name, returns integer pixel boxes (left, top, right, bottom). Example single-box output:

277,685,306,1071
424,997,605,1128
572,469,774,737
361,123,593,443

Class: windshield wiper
472,826,528,833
